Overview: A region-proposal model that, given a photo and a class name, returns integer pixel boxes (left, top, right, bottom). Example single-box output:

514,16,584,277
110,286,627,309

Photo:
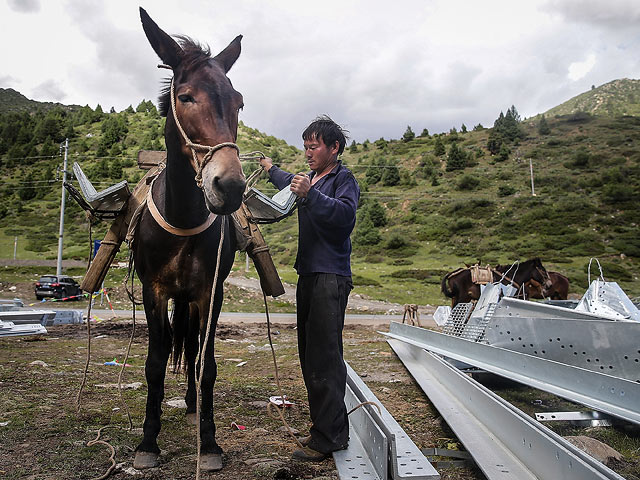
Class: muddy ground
1,318,639,480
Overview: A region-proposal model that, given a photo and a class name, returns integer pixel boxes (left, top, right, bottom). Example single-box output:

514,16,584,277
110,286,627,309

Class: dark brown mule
525,271,570,300
132,8,245,471
441,258,551,307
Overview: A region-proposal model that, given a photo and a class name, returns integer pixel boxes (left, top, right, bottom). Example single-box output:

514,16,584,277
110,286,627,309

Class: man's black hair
302,115,349,155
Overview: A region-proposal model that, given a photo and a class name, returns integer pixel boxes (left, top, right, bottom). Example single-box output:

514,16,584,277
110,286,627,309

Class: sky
1,0,639,146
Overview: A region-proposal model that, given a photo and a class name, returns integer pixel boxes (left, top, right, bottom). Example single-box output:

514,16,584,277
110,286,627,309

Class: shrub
385,234,407,249
457,174,480,190
450,218,473,232
497,185,516,197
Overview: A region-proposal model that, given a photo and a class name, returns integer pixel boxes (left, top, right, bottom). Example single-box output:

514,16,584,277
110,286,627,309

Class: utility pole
529,158,536,196
56,138,68,276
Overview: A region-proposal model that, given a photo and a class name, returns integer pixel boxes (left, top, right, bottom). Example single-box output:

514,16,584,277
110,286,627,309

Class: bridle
168,76,240,190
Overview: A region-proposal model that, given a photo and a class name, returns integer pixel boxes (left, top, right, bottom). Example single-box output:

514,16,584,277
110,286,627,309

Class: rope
169,78,239,189
262,290,304,449
588,257,605,284
86,426,117,480
195,217,226,480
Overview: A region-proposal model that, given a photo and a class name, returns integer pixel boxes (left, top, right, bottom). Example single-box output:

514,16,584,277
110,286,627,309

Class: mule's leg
197,286,224,471
184,303,199,425
134,291,170,469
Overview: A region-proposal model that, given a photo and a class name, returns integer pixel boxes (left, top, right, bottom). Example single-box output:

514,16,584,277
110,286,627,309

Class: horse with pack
441,258,552,307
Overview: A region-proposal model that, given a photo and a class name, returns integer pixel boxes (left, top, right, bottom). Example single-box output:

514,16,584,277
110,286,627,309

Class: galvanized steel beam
482,314,640,382
345,362,440,479
383,322,640,426
334,383,388,480
387,338,625,480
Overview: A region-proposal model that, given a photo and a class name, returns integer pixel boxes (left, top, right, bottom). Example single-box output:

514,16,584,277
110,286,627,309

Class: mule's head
530,258,553,291
140,7,246,215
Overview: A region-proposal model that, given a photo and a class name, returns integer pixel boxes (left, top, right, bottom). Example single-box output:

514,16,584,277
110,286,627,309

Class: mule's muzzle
203,174,245,214
201,151,245,215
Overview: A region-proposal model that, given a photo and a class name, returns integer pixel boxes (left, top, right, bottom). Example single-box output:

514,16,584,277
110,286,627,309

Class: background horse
441,258,551,307
525,271,570,300
132,8,245,471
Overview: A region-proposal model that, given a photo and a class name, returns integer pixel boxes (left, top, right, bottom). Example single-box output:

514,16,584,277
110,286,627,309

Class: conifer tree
402,126,415,142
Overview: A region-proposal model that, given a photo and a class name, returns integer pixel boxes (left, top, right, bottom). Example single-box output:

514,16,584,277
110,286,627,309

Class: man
259,115,360,461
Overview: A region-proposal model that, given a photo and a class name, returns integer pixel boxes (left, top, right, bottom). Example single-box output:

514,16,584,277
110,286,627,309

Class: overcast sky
1,0,639,146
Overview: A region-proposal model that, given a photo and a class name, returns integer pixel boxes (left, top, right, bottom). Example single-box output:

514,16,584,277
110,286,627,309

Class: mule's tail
441,272,456,299
171,300,190,373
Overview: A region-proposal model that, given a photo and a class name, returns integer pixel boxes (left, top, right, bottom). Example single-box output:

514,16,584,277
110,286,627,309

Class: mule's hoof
133,451,159,470
186,412,197,425
200,453,223,471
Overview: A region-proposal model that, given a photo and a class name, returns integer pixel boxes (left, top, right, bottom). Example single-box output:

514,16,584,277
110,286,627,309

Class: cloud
568,54,597,81
544,0,640,29
7,0,40,13
32,79,66,102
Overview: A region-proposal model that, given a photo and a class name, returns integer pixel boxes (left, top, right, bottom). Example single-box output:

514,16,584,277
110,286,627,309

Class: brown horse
525,271,570,300
131,8,245,471
441,258,551,307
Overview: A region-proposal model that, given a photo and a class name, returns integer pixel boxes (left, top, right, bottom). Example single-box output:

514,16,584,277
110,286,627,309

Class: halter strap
169,77,240,189
146,175,217,236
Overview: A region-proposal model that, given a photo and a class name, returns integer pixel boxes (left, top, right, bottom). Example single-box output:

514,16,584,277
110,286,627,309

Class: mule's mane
158,36,212,117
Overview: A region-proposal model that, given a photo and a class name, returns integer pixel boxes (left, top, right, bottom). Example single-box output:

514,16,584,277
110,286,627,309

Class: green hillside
0,87,638,306
543,78,640,117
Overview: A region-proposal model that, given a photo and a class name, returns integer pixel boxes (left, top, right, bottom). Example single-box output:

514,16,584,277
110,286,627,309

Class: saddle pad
470,265,493,284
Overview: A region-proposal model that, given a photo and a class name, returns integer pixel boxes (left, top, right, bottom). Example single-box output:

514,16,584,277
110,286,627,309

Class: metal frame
68,162,130,219
387,338,625,480
383,322,640,426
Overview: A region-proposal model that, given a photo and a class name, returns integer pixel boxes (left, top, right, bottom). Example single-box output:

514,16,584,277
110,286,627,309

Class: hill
0,88,80,114
543,78,640,118
0,86,638,306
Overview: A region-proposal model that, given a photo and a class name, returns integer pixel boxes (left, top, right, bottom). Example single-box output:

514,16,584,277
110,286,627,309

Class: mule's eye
178,94,195,103
239,103,244,112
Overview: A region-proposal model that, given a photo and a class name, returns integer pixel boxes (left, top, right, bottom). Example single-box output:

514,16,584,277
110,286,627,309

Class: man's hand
290,173,311,198
259,156,273,172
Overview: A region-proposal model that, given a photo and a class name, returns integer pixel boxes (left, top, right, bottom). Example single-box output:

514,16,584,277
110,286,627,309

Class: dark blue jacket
268,162,360,276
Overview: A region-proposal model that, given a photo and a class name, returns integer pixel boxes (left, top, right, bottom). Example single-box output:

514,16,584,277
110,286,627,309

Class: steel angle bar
535,411,616,427
388,339,625,480
383,322,640,426
345,362,440,479
333,383,388,480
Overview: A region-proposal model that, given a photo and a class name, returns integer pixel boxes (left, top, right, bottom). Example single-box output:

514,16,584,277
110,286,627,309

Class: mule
131,8,245,471
441,258,551,307
525,271,570,300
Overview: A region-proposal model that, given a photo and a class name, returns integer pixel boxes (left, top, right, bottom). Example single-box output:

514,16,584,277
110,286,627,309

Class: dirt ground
1,317,639,480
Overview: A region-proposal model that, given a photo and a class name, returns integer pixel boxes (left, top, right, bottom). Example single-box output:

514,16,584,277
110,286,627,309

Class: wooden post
232,204,285,297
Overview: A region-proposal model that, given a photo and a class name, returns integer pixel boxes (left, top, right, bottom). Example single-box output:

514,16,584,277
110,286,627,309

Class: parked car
34,275,82,300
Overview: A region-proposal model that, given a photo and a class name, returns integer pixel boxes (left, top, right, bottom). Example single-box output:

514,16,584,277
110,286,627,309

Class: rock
166,398,187,408
29,360,48,367
247,401,269,409
564,435,624,464
278,426,299,435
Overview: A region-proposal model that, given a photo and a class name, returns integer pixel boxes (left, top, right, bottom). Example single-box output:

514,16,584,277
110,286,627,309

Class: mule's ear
213,35,242,73
140,7,183,69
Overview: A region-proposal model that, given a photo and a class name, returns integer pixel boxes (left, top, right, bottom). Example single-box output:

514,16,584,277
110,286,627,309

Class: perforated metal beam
388,338,625,480
383,322,640,426
345,362,440,479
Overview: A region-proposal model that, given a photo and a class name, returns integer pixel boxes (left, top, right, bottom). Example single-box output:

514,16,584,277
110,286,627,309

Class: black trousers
296,273,352,454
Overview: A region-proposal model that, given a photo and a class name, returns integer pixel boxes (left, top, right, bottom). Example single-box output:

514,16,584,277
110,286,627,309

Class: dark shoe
297,435,312,447
292,446,328,462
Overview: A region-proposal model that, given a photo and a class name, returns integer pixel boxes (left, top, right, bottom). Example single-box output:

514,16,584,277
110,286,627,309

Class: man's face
303,135,339,173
